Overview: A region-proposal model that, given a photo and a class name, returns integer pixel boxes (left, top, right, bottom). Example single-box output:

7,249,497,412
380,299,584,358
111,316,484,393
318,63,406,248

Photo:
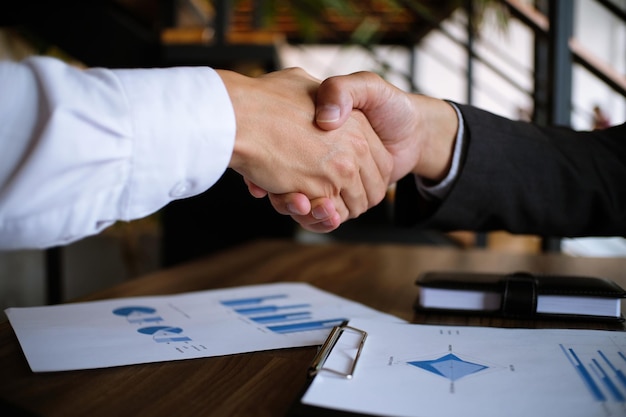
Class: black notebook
414,271,626,321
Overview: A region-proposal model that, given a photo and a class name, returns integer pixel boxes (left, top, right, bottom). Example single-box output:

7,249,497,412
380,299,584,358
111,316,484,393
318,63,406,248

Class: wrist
216,69,255,174
412,97,459,182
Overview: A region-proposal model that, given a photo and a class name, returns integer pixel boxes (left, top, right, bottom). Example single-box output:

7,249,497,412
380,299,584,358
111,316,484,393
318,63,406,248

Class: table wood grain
2,239,625,417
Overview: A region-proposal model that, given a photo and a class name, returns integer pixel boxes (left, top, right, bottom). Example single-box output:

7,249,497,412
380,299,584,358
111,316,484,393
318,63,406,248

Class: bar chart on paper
220,293,347,334
560,342,626,404
7,283,400,372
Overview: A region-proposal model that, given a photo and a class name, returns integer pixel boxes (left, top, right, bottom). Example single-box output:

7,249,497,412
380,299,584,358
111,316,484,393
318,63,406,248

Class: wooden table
1,239,625,417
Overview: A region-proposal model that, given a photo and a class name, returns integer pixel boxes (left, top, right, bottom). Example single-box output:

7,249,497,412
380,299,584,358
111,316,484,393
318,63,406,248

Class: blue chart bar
560,344,626,403
220,294,287,307
268,318,346,334
251,312,311,324
591,358,624,402
234,304,310,315
560,344,606,401
221,293,343,334
154,336,192,343
597,350,626,401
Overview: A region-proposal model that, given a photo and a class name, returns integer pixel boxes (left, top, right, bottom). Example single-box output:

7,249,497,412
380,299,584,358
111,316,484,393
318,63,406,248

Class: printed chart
220,293,347,334
301,319,626,417
407,353,488,382
560,341,626,404
6,283,400,372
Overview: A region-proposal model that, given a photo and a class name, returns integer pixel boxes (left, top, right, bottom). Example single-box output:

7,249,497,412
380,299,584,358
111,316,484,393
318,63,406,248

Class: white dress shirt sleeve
0,56,236,249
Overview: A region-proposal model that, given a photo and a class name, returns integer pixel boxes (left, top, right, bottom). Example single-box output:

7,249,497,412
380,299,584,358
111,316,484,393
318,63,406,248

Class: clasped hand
222,67,392,230
222,68,458,233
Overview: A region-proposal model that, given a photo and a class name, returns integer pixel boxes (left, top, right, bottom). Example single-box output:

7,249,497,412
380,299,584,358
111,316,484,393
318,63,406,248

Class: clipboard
288,322,369,417
288,318,626,417
309,324,368,379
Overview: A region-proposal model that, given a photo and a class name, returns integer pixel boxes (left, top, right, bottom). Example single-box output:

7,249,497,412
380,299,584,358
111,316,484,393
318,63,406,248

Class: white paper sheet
5,282,402,372
301,318,626,417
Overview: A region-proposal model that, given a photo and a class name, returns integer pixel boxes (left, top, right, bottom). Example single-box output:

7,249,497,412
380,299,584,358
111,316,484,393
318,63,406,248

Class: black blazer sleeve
395,103,626,238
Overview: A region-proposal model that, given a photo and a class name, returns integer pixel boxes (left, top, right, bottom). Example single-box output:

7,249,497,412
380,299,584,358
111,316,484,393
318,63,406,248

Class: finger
271,196,341,233
356,110,394,205
310,198,339,222
331,160,368,221
336,113,391,218
292,210,341,233
267,195,339,224
243,178,269,198
267,193,312,216
299,212,341,233
315,72,386,131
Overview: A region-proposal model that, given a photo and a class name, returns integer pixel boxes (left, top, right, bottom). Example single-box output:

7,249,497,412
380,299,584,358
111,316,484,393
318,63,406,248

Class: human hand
315,71,458,183
266,71,460,232
245,182,343,231
219,68,393,228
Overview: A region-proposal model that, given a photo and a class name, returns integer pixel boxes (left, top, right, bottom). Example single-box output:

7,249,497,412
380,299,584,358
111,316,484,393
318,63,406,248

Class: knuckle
332,156,359,180
283,66,302,74
357,71,383,86
353,135,370,156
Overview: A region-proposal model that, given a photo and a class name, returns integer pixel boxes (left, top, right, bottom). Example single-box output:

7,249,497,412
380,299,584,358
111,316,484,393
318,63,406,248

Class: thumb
315,72,386,131
315,75,358,131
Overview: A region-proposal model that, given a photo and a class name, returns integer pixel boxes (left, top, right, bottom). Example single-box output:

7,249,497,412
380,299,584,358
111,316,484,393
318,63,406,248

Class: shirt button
169,180,195,198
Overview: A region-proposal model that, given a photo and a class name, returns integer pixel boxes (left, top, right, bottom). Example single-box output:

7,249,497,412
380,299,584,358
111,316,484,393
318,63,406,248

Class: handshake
3,57,621,251
220,68,459,234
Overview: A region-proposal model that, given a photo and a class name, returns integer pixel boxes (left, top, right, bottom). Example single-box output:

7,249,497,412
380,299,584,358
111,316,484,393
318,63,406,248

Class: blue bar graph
268,318,346,334
560,344,606,401
154,335,192,343
599,350,626,391
591,358,625,402
560,344,626,403
220,293,346,334
234,304,310,315
250,312,311,324
220,294,287,307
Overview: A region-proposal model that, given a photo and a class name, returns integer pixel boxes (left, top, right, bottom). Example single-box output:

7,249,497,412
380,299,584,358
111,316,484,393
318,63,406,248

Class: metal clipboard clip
308,324,367,379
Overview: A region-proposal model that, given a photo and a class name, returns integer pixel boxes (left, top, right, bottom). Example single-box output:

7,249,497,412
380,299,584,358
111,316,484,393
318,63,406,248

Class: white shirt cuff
113,66,236,220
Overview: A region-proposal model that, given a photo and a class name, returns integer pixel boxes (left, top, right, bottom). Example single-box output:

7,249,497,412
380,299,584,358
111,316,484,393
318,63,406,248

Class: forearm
398,104,626,237
408,95,459,182
0,57,235,249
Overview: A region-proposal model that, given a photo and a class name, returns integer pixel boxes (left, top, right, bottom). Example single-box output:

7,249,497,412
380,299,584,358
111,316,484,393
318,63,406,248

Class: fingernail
312,205,329,220
316,105,340,123
322,219,335,228
287,203,299,215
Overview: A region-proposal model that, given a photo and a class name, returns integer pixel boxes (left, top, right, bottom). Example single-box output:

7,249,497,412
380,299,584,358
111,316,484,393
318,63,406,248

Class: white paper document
5,282,401,372
301,319,626,417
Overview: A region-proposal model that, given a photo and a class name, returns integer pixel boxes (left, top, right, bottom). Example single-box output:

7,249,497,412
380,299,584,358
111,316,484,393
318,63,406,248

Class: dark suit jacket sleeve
395,103,626,237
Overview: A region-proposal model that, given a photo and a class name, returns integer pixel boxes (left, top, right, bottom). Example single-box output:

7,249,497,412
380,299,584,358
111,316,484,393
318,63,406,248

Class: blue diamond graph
408,353,488,381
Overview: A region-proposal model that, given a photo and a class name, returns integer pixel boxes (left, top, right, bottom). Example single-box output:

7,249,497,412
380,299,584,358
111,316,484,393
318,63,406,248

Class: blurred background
1,0,625,315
